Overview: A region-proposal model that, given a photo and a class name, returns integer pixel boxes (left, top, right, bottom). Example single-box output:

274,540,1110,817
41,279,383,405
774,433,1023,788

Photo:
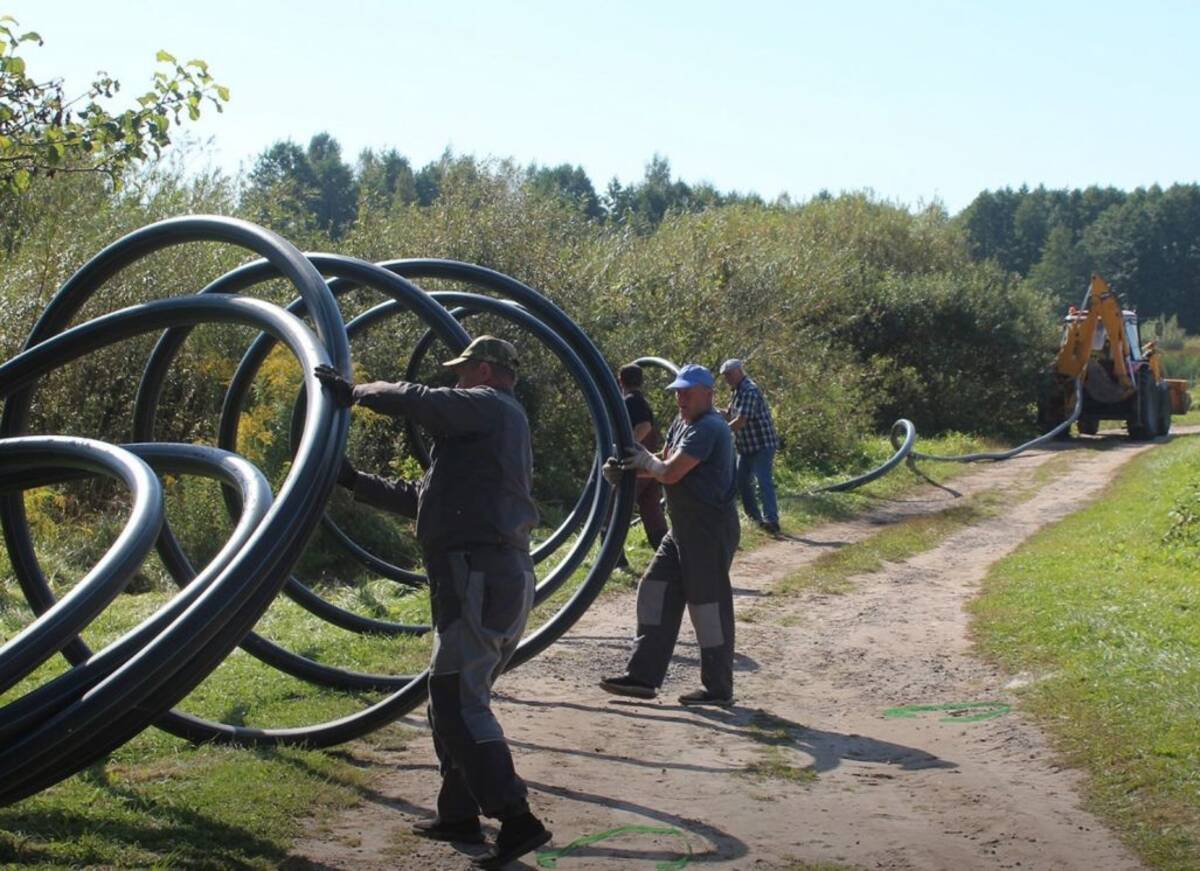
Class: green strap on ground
883,701,1012,723
537,824,693,869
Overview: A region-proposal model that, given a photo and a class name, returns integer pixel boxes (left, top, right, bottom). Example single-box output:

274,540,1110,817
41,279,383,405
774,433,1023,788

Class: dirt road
289,435,1174,871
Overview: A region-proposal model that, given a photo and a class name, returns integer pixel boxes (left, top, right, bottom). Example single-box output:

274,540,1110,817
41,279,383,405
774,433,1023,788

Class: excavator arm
1054,273,1133,392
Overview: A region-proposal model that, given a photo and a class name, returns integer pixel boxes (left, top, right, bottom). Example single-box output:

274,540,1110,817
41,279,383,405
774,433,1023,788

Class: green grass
1172,391,1200,427
971,434,1200,869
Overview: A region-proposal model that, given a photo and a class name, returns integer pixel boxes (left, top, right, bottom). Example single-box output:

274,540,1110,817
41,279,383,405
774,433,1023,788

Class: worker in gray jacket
314,335,550,869
599,363,740,707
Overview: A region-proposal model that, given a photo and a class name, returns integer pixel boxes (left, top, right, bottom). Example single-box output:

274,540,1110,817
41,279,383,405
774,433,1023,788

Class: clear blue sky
7,0,1197,212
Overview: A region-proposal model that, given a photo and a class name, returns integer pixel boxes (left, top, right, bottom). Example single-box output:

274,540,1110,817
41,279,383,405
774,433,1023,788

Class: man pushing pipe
314,335,551,869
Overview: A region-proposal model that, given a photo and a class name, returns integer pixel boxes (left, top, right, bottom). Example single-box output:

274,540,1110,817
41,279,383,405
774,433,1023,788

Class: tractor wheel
1158,383,1172,437
1128,368,1158,440
1037,369,1070,438
1077,417,1099,436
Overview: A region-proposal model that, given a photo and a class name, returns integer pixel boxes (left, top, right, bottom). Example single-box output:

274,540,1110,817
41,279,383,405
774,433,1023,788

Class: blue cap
665,363,715,390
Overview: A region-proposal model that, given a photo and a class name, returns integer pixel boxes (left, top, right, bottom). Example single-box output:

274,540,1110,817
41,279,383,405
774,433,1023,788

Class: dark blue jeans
736,446,778,525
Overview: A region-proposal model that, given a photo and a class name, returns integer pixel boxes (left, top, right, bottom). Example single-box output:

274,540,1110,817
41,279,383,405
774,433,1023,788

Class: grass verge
970,434,1200,869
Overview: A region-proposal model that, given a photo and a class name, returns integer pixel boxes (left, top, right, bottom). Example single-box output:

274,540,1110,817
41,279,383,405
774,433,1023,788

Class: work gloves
603,445,667,486
620,444,667,479
313,364,355,408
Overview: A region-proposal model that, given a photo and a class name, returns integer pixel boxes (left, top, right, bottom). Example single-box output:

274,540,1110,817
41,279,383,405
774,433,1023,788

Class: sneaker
474,812,552,869
411,816,485,844
678,688,734,708
763,521,781,535
599,674,657,699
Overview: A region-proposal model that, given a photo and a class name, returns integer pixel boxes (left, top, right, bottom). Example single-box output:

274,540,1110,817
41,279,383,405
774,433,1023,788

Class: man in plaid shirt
720,359,780,534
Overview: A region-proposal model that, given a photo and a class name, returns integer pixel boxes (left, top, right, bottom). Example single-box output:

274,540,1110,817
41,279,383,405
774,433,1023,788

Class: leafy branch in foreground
0,15,229,193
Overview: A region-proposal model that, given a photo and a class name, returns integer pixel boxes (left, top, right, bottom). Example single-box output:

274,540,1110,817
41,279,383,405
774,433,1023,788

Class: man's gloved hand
620,444,668,479
601,456,623,486
337,457,358,489
313,364,355,408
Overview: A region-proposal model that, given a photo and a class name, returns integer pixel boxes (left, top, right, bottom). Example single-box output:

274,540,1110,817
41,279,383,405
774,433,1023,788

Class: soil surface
288,433,1183,871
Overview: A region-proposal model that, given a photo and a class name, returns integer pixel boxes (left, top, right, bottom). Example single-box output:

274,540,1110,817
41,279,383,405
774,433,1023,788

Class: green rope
536,824,693,870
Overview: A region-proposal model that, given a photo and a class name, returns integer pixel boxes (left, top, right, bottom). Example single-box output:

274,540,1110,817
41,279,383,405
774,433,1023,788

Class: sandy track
288,434,1182,871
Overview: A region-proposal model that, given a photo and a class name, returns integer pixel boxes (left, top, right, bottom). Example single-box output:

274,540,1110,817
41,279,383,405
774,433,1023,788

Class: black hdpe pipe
158,265,637,748
0,215,349,804
0,224,636,768
131,256,621,703
0,442,270,747
0,294,344,802
0,437,163,696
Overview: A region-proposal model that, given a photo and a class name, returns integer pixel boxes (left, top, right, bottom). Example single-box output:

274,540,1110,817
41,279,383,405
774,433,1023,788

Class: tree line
241,134,767,241
959,184,1200,331
249,132,1200,338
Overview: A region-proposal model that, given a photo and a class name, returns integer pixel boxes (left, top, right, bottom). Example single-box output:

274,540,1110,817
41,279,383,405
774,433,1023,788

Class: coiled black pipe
0,218,635,798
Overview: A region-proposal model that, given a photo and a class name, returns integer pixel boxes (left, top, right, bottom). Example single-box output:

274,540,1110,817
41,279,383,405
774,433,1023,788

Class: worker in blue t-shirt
599,363,740,706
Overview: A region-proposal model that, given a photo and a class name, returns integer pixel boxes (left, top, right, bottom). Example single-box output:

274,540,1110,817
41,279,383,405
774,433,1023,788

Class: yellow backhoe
1037,273,1190,439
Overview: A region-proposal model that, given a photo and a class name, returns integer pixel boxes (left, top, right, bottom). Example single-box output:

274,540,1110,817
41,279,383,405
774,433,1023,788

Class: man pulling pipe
600,363,740,707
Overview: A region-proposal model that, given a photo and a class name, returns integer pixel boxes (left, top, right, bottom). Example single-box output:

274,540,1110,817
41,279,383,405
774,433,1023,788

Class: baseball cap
665,363,715,390
441,335,520,370
719,358,743,374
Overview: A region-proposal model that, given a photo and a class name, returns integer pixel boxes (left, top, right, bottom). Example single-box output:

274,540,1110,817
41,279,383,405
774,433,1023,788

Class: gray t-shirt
663,408,736,509
348,381,538,553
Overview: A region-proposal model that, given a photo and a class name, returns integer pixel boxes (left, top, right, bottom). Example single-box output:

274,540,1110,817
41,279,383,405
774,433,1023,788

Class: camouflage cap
441,335,520,370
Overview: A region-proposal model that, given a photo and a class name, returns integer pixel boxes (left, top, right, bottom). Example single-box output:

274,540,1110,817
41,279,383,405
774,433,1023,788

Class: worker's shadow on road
504,697,955,778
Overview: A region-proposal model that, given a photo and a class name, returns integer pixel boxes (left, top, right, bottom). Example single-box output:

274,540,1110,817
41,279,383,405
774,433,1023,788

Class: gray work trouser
625,496,740,697
425,546,535,821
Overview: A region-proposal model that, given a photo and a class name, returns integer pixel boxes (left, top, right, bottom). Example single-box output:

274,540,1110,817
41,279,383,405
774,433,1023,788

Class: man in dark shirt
598,363,740,707
314,335,551,869
618,363,668,555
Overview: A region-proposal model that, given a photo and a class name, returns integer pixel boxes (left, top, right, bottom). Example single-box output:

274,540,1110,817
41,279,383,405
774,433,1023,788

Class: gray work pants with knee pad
625,492,740,697
425,546,535,821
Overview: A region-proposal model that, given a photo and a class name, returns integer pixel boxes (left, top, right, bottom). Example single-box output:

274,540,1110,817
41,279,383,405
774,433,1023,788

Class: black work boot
411,815,485,843
474,811,551,868
599,674,656,699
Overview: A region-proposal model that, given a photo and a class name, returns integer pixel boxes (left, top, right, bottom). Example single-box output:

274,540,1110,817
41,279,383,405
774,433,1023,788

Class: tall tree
306,132,356,238
526,163,601,219
357,147,416,214
242,140,320,237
